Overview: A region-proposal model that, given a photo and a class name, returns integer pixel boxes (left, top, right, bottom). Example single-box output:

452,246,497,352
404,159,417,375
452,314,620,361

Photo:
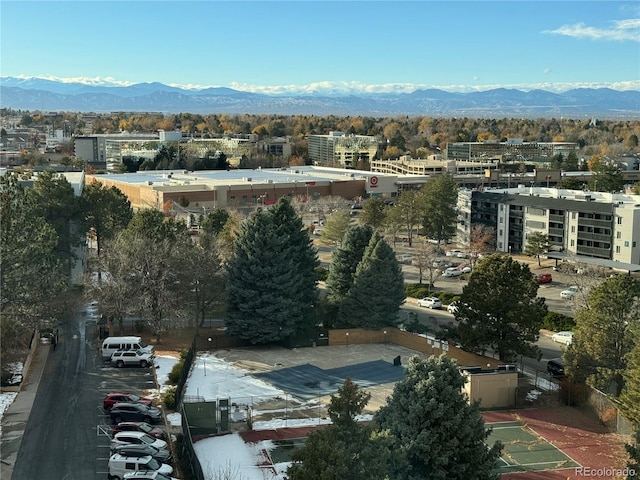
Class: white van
101,336,154,360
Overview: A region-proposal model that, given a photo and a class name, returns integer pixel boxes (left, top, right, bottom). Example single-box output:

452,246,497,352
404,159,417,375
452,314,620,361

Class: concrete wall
327,327,501,369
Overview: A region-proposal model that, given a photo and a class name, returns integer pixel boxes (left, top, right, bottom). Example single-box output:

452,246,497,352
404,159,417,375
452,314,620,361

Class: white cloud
544,18,640,42
4,75,639,95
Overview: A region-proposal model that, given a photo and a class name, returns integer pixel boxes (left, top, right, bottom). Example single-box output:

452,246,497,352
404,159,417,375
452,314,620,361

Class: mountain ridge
1,77,638,118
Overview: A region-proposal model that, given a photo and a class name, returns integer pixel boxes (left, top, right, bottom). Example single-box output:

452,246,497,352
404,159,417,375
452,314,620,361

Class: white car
108,454,173,480
111,350,155,368
442,268,463,278
551,331,574,346
447,301,460,314
111,431,168,452
560,286,579,299
445,249,462,257
417,297,442,309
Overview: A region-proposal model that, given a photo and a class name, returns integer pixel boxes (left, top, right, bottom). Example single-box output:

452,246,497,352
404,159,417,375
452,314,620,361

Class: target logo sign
370,176,379,188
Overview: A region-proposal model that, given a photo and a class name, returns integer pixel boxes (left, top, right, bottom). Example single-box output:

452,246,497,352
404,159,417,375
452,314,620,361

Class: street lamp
345,332,349,347
384,330,388,345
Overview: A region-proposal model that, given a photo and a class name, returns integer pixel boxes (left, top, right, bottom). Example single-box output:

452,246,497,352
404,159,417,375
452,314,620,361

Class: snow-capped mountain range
1,77,638,118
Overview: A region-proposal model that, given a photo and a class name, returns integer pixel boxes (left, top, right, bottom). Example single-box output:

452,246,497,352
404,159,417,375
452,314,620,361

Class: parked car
560,285,579,299
442,268,463,277
111,350,155,368
417,297,442,309
535,273,553,284
110,402,163,425
104,393,153,412
123,472,178,480
447,301,460,314
113,444,172,465
350,203,363,210
445,249,462,257
108,453,173,480
111,431,168,452
112,422,167,441
547,358,565,378
551,331,574,346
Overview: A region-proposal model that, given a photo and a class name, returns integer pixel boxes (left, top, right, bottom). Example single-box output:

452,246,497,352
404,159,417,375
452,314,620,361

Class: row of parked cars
104,392,176,480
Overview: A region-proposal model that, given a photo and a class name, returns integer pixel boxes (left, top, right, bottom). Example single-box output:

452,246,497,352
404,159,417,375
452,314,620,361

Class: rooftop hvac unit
267,179,273,183
242,177,252,182
148,181,153,185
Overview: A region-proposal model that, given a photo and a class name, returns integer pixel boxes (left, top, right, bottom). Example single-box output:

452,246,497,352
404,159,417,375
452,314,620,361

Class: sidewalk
0,340,49,480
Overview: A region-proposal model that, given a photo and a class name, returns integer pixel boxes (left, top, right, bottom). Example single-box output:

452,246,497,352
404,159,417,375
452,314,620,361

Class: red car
103,393,153,411
111,421,167,440
535,273,553,284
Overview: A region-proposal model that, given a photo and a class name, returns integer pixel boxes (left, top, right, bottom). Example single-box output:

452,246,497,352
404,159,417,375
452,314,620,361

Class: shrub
542,312,575,331
168,359,185,385
163,386,177,410
404,283,433,299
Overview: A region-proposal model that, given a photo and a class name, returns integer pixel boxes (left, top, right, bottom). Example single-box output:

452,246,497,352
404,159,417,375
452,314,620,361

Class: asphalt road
10,307,159,480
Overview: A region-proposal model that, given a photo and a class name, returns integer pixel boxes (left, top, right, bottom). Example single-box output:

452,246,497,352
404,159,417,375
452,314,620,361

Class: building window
624,241,629,247
634,241,637,248
570,240,575,247
616,246,621,254
572,212,576,220
499,229,503,236
571,226,575,233
617,217,623,225
616,231,622,239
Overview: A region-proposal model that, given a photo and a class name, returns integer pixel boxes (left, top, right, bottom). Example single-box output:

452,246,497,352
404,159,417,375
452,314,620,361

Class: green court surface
487,421,581,473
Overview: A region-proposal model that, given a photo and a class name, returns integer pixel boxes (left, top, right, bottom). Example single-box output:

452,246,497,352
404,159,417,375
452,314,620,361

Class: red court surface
483,407,629,480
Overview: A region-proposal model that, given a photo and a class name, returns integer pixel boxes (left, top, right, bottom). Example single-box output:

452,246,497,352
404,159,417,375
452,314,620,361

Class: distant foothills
0,77,639,119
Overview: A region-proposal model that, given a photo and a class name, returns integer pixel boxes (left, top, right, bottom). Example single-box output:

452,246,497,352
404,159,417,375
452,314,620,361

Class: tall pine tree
225,200,319,344
336,233,405,329
287,378,398,480
326,225,373,306
375,355,503,480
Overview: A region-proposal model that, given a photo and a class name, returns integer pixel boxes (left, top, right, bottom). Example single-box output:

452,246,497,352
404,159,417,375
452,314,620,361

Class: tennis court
488,421,581,474
252,359,405,400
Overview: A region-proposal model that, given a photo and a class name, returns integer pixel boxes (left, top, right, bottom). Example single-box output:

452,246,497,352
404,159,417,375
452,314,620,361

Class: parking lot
94,358,161,479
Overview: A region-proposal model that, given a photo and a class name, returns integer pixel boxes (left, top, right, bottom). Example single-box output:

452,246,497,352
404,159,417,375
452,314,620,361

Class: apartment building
308,132,379,168
458,186,640,267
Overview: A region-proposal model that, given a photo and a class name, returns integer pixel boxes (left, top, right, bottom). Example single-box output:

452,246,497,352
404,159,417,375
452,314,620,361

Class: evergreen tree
564,275,640,396
336,233,405,329
287,378,397,480
620,336,640,425
325,225,373,306
626,428,640,479
1,173,66,358
225,203,319,344
27,170,80,276
523,231,549,266
200,207,230,236
79,181,133,258
269,198,320,330
375,355,503,480
457,254,547,361
420,174,459,245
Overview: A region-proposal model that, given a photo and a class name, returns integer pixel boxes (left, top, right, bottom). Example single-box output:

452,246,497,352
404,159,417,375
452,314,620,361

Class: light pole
345,332,349,347
384,330,387,345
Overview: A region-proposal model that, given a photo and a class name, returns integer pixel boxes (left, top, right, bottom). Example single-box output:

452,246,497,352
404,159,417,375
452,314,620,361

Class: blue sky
1,1,639,94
